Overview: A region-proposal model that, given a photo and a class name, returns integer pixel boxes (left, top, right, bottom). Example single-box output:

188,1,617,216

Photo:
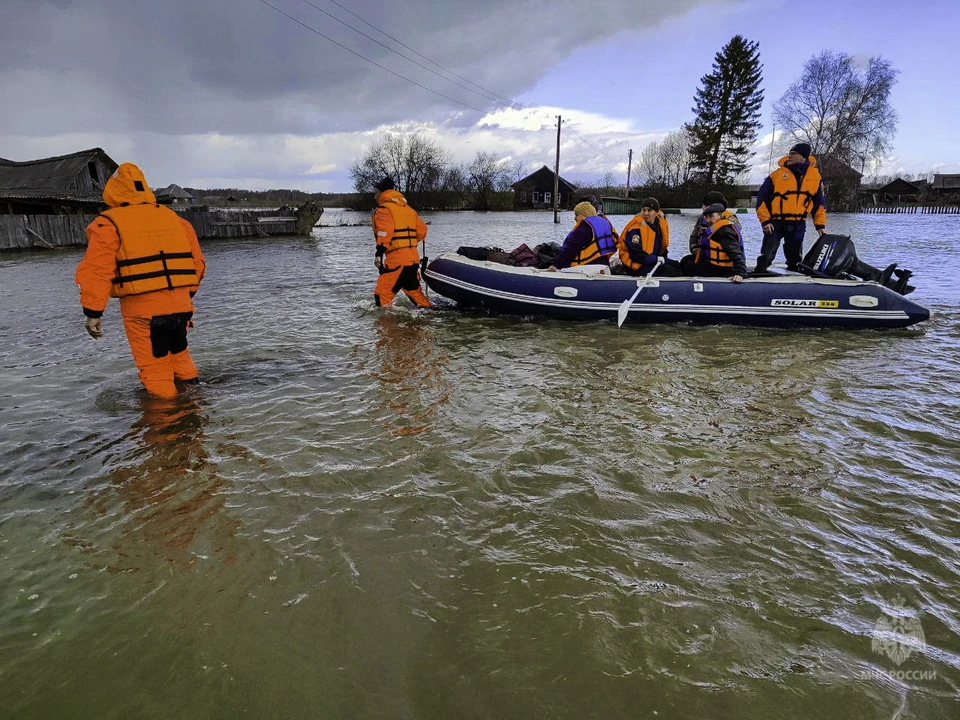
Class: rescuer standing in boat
371,176,431,308
754,142,827,272
75,163,206,398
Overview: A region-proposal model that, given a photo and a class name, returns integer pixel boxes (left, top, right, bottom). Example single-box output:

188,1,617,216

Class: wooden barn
817,156,863,210
876,178,921,203
511,166,577,210
931,174,960,197
0,148,118,250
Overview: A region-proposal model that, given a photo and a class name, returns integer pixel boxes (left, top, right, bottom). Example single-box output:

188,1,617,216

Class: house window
531,191,539,202
87,162,100,185
544,191,552,205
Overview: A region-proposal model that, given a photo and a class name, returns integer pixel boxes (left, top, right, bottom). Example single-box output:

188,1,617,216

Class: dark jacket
689,210,743,255
707,223,748,276
552,220,611,269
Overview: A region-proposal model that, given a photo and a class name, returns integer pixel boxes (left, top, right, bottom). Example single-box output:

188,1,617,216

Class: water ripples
0,212,958,717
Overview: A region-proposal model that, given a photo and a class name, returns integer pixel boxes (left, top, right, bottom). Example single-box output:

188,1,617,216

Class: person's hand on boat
84,316,102,339
546,265,558,272
731,275,743,283
762,223,774,234
817,228,826,237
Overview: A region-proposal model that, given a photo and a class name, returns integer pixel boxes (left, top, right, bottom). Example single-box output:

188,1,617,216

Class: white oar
617,257,663,327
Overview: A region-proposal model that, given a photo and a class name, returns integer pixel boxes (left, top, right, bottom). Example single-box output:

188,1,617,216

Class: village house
931,174,960,198
154,183,195,205
0,148,118,250
511,166,576,210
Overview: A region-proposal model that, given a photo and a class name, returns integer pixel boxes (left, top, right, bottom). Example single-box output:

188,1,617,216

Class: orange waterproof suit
372,189,430,308
75,163,206,398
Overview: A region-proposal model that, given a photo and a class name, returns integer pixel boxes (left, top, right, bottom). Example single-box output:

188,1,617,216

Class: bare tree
773,51,898,166
349,132,450,203
467,151,511,210
636,129,694,187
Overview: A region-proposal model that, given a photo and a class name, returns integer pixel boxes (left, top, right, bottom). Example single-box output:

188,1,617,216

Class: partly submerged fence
0,206,312,251
0,213,96,250
860,205,960,214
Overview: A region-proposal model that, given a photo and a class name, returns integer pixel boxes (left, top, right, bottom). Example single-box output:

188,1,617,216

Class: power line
294,0,520,110
317,0,522,110
262,0,634,177
257,0,486,113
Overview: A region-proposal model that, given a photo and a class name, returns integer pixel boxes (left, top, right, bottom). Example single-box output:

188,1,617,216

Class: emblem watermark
859,597,936,682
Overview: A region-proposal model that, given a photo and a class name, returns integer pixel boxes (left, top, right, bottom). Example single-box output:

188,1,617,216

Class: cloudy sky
2,0,957,191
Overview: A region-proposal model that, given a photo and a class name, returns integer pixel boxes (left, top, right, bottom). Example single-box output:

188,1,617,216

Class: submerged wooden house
0,148,323,250
0,148,118,249
512,166,577,210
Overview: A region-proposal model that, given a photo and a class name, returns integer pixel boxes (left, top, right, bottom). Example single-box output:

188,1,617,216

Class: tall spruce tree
687,35,764,185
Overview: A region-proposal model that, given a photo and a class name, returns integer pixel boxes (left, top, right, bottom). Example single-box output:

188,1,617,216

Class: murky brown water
1,210,958,718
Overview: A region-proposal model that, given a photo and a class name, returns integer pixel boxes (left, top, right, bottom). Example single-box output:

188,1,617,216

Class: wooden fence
860,205,960,214
0,207,302,251
0,213,97,250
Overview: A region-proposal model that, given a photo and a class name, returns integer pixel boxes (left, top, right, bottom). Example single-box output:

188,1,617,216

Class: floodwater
1,210,958,719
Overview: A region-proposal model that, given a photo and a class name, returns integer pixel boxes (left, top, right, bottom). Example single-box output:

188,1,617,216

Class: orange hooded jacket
76,164,205,319
372,189,428,268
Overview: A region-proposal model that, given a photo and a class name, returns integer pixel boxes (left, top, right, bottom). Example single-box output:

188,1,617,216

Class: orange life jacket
618,212,670,272
100,204,200,298
570,215,616,266
767,155,822,222
376,196,421,252
695,218,742,268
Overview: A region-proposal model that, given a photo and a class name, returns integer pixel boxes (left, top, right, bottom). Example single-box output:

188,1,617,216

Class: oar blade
617,287,641,327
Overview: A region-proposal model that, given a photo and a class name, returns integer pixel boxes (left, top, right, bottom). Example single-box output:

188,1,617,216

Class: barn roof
0,148,118,190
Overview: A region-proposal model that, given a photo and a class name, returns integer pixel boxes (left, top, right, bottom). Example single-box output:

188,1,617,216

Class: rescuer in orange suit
371,176,430,308
75,163,206,399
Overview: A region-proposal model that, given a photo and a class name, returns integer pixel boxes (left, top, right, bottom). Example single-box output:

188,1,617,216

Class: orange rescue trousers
374,263,430,308
122,312,199,399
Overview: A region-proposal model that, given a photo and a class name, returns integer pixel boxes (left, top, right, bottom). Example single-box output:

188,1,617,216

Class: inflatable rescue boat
423,235,930,329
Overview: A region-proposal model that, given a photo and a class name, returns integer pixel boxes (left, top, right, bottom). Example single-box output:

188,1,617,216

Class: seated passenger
679,203,746,283
616,197,681,277
579,194,621,245
547,201,617,271
688,191,743,258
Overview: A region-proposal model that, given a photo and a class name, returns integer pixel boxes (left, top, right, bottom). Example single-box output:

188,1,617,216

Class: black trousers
756,222,806,270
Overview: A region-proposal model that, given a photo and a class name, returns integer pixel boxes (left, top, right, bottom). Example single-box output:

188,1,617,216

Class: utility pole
626,148,633,197
553,115,561,224
767,119,777,172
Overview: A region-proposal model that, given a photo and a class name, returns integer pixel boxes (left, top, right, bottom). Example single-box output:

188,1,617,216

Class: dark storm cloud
0,0,718,137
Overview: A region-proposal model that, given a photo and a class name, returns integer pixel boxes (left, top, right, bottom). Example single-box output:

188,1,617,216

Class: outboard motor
798,234,915,295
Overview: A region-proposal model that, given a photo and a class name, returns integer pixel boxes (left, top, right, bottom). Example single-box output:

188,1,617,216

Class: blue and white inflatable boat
424,249,930,330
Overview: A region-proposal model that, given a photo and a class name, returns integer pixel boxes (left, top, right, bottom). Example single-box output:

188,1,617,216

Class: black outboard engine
798,234,915,295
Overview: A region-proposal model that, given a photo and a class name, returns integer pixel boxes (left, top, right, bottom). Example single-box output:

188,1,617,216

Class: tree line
347,134,526,211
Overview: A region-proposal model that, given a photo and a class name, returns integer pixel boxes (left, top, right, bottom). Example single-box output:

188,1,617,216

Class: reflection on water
360,311,451,437
79,392,238,572
0,212,958,718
